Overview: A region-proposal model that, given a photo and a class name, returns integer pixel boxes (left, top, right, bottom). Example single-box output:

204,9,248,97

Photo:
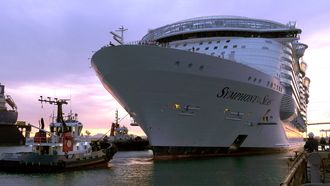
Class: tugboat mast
38,96,69,123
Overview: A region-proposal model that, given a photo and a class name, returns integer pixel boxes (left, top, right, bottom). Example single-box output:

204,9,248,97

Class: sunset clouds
1,0,330,136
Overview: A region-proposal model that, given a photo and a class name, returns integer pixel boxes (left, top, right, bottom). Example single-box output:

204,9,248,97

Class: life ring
66,139,72,148
62,132,73,152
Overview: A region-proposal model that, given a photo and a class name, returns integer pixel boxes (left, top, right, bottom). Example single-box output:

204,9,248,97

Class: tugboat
0,97,117,172
109,110,149,151
0,83,31,145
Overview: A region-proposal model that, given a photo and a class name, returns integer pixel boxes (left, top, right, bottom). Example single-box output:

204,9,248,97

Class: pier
281,150,330,185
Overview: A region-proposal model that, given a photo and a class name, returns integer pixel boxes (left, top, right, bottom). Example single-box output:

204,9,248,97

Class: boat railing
27,135,62,145
281,151,330,185
280,151,307,186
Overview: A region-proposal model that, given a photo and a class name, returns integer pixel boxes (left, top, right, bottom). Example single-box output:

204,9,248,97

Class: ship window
175,61,180,66
196,48,200,51
224,45,228,49
253,78,257,82
262,46,269,50
221,51,225,58
265,40,273,44
199,42,203,45
188,63,192,68
248,76,251,81
175,44,179,48
258,79,262,83
208,41,212,44
233,45,237,48
183,43,187,47
205,47,209,50
226,40,230,43
217,41,220,44
241,45,246,48
199,66,204,70
267,81,270,86
214,46,218,50
270,82,273,87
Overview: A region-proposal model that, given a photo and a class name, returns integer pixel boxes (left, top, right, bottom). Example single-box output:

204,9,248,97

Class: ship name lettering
216,87,271,105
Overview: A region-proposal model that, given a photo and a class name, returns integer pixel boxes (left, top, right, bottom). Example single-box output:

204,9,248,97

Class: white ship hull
92,45,304,159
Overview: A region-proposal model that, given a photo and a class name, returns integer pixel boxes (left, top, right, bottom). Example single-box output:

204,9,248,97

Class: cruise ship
91,16,310,159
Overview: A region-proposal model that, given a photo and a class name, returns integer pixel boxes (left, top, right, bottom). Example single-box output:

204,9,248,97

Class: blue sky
1,0,330,135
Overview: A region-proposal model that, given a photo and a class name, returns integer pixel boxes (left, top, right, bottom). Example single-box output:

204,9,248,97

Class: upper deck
142,16,301,43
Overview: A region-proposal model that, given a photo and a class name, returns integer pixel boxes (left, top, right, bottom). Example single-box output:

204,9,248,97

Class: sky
1,0,330,136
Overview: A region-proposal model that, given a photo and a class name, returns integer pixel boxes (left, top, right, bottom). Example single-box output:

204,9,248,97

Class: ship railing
104,40,170,48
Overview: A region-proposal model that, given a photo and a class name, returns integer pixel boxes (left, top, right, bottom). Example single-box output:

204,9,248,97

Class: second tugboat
109,110,149,151
0,97,117,172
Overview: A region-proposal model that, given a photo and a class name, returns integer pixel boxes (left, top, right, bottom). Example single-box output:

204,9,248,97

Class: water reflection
0,148,294,186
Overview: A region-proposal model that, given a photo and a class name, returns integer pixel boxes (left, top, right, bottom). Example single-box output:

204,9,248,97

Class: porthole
224,46,228,49
205,47,209,50
226,40,230,43
214,46,218,50
188,63,192,68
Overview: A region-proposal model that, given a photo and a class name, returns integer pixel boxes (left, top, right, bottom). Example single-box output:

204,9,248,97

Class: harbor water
0,147,292,186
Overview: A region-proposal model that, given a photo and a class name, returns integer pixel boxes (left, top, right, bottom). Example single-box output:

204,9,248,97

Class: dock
281,150,330,185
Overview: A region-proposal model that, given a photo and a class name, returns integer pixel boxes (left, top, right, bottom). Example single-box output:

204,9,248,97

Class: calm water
0,147,293,186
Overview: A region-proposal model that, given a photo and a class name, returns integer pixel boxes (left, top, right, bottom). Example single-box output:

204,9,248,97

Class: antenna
38,96,69,123
110,26,127,45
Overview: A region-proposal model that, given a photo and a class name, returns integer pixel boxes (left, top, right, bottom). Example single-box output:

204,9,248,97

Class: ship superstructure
91,16,310,159
0,84,18,124
0,84,29,145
